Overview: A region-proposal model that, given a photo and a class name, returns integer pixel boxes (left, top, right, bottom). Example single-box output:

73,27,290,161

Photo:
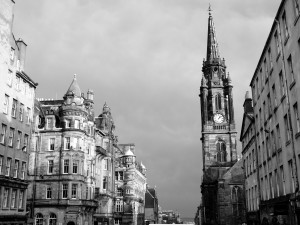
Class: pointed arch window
215,94,222,111
231,186,242,217
216,140,226,162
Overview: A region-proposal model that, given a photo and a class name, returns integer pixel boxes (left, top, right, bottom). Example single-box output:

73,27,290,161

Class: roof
65,75,81,97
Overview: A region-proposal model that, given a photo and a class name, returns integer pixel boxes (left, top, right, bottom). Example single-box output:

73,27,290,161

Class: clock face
213,113,224,123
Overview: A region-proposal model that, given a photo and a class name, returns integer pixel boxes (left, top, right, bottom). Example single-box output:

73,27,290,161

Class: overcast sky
13,0,280,218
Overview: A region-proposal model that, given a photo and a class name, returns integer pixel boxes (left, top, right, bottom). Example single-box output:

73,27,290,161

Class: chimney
243,91,253,113
16,38,27,71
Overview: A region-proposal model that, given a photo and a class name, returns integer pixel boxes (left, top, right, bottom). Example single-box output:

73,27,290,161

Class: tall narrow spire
206,5,220,61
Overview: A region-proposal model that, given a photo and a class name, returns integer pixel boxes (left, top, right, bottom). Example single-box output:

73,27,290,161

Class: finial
208,3,212,16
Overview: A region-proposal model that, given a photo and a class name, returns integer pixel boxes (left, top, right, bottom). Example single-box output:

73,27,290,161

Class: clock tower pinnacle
199,7,237,170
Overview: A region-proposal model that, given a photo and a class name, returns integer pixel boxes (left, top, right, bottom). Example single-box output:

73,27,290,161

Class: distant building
0,0,38,224
199,7,246,225
245,0,300,224
145,187,159,224
114,144,147,225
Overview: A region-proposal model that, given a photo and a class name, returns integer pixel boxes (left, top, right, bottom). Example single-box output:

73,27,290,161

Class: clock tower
200,7,237,171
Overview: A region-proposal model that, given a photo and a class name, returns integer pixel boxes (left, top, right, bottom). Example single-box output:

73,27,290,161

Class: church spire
206,5,220,62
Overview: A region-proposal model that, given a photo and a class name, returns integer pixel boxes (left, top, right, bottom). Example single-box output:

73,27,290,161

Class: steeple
206,5,220,62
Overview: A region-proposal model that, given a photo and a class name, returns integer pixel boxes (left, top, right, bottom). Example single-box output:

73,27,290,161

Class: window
0,155,3,175
49,138,55,151
47,160,54,174
74,119,80,129
10,48,15,60
268,48,273,70
115,200,123,212
6,158,11,176
104,159,108,170
294,103,300,133
35,214,43,225
71,184,78,199
287,55,295,85
0,124,7,144
216,140,226,162
11,189,17,208
3,94,9,114
23,134,28,151
279,71,286,97
19,190,24,208
17,131,21,149
215,94,222,110
7,70,12,86
47,118,53,129
11,99,17,117
289,160,295,192
46,186,52,199
264,59,268,79
280,165,286,195
26,107,31,123
73,160,79,174
272,85,277,108
282,12,289,40
14,160,19,178
65,119,71,128
276,125,281,149
8,127,14,147
117,188,123,197
15,75,20,90
115,219,121,225
63,159,69,174
3,188,9,208
275,31,280,55
294,0,300,17
65,137,70,150
21,162,26,179
103,176,108,190
62,184,68,198
284,115,291,142
49,213,57,225
19,103,24,121
115,171,124,181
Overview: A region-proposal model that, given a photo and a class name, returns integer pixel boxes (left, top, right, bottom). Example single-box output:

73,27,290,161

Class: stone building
240,92,260,225
199,7,246,225
114,144,147,225
247,0,300,224
27,76,99,225
144,187,159,224
0,0,38,224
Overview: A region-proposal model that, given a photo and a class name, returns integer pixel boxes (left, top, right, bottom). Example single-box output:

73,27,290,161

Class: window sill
276,52,281,62
294,14,300,26
290,80,296,90
284,35,290,46
286,140,291,146
295,132,300,139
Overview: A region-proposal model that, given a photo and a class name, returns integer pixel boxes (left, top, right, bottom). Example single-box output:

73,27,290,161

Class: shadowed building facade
0,0,38,224
199,7,246,225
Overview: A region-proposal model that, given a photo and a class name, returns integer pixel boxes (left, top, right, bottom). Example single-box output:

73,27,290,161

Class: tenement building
114,144,147,225
0,0,38,224
244,0,300,224
240,92,259,225
199,7,246,225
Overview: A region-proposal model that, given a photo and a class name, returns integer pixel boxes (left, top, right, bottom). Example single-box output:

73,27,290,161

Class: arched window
35,213,43,225
49,213,57,225
215,94,222,110
231,186,242,217
216,140,226,162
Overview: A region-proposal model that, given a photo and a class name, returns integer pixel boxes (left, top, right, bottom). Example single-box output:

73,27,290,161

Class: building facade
0,0,38,224
240,92,260,225
114,144,147,225
144,187,159,224
247,0,300,224
199,8,245,225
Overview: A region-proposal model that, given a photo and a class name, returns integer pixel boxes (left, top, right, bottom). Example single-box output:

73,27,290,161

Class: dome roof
65,74,81,97
124,149,135,156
